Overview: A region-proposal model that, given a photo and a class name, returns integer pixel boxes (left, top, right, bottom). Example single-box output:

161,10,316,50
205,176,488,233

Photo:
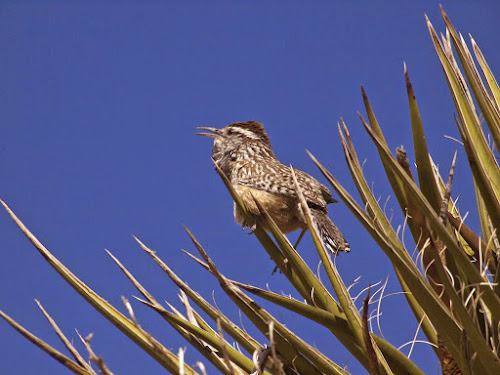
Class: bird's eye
227,129,233,135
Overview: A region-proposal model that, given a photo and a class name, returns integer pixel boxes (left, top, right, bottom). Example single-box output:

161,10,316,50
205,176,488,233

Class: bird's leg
272,257,288,275
273,229,306,275
293,228,307,249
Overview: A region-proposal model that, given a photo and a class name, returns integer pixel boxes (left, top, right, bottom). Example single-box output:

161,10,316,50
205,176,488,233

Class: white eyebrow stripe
233,127,260,139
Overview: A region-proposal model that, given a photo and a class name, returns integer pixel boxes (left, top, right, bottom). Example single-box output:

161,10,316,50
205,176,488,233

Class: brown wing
235,161,336,213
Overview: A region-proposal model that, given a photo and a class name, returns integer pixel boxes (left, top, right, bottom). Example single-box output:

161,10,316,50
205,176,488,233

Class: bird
197,121,349,254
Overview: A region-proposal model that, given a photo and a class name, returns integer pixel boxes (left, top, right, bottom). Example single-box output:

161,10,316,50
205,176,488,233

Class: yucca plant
1,7,499,375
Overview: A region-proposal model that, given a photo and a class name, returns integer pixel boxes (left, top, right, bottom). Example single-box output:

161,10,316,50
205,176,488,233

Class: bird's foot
272,257,288,275
241,221,257,234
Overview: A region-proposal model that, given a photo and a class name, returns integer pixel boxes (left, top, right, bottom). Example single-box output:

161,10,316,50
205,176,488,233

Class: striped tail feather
311,208,350,254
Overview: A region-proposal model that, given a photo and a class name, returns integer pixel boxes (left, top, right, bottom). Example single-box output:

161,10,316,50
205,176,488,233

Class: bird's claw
272,258,288,275
243,223,257,234
241,220,257,234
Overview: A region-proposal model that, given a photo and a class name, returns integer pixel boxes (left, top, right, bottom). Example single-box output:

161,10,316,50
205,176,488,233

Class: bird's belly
233,185,305,234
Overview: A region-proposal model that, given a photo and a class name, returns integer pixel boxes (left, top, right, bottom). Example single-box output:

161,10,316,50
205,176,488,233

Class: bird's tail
311,209,350,254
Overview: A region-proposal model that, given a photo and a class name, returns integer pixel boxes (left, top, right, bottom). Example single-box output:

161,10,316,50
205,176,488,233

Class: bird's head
197,121,272,159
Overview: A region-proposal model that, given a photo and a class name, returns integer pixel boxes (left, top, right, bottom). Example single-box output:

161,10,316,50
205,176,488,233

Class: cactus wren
197,121,349,254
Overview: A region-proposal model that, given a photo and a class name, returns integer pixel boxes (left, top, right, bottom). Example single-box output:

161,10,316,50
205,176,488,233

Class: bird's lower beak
196,127,221,139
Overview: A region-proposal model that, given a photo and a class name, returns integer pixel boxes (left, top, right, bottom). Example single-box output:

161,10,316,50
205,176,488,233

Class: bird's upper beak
196,127,222,139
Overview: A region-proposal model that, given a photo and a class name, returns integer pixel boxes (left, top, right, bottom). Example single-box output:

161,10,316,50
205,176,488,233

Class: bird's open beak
196,127,222,139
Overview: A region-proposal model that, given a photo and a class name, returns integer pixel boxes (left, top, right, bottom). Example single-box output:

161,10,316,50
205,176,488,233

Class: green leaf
0,199,196,375
440,7,500,153
405,64,443,213
0,308,95,375
185,227,348,375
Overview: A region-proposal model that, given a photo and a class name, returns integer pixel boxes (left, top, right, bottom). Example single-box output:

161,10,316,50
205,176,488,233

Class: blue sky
1,2,499,374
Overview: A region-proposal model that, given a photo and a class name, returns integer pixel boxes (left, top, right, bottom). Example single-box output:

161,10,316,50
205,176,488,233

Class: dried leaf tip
131,235,143,246
340,118,350,137
361,85,368,100
405,65,413,91
440,4,449,20
0,198,13,214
